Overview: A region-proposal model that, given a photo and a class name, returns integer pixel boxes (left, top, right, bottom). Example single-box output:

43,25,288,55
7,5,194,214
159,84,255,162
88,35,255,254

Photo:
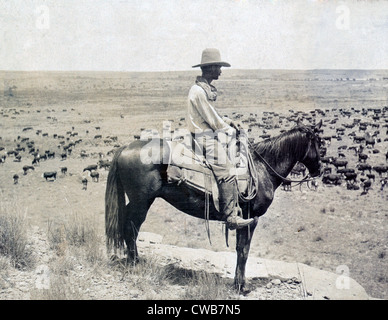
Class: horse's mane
251,125,311,164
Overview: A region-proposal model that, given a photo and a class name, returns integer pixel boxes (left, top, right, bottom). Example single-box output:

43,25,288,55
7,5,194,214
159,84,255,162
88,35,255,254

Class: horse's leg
123,198,154,264
234,217,258,291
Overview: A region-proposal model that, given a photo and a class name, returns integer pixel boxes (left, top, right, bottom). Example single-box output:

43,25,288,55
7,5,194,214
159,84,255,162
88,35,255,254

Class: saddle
165,137,257,212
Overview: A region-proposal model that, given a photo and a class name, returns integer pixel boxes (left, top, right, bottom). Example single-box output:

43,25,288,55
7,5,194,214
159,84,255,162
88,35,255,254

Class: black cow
373,165,388,177
361,179,372,193
358,153,368,162
82,178,88,190
332,159,348,170
344,172,357,184
322,174,342,185
98,159,111,170
90,171,100,182
365,137,375,148
43,171,57,181
357,163,372,174
83,164,98,172
23,165,35,175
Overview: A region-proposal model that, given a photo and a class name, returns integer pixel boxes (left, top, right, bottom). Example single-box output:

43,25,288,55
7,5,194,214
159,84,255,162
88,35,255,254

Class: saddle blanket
166,140,251,212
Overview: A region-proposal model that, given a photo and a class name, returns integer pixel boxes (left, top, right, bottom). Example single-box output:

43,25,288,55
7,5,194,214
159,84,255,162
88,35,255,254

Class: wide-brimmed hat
192,48,231,68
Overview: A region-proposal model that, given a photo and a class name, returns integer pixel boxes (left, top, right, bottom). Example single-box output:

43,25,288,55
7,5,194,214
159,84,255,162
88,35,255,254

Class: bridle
248,128,321,185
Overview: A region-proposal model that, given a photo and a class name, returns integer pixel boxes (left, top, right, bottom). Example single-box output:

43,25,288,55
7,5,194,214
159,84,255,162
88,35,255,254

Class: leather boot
218,180,254,230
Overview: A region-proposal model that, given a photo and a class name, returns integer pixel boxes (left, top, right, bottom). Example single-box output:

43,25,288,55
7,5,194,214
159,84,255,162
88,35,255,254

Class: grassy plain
0,69,387,299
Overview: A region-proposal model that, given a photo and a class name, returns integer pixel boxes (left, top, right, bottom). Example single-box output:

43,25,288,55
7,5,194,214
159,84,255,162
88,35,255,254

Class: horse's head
297,120,323,178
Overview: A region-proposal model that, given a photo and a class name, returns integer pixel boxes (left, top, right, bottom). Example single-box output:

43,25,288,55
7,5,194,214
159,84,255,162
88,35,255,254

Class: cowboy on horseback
188,48,254,230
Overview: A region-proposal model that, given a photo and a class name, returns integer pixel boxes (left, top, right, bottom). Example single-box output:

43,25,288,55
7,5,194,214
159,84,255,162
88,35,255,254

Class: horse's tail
105,146,126,253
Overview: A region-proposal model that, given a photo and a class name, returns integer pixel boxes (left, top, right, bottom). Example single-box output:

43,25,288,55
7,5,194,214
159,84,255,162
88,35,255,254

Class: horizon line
1,68,388,73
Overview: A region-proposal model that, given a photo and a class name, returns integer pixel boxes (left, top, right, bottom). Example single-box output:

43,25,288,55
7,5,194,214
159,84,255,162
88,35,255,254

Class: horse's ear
314,120,323,131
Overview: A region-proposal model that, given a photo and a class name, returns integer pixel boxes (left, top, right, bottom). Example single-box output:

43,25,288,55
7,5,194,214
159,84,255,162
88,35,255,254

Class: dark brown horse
105,120,322,290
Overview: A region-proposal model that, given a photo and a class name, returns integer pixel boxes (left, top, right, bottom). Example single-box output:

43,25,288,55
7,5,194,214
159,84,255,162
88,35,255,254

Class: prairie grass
0,200,35,269
47,212,105,264
2,203,236,300
181,270,237,300
31,212,106,299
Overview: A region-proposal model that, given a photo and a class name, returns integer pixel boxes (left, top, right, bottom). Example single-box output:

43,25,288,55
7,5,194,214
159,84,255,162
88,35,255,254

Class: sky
1,0,388,71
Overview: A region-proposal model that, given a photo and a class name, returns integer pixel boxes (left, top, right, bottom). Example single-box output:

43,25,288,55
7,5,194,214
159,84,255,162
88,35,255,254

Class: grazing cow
319,147,327,157
7,150,17,157
321,156,333,165
357,163,372,174
80,150,89,158
43,171,57,181
331,159,348,170
344,172,357,184
32,157,40,165
83,164,98,172
23,165,35,175
13,174,19,184
61,167,67,175
366,174,375,181
90,171,99,182
373,165,388,177
61,152,67,160
82,178,88,190
98,159,111,170
322,174,342,185
365,137,375,148
348,146,358,155
346,182,360,190
353,136,365,143
358,153,368,163
323,167,332,175
361,179,372,193
322,136,332,145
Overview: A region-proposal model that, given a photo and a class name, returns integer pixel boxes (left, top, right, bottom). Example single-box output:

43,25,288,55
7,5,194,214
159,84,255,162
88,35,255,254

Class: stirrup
226,215,254,230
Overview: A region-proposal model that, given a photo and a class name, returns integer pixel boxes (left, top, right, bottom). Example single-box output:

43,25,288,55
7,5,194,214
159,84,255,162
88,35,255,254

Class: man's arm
191,87,231,131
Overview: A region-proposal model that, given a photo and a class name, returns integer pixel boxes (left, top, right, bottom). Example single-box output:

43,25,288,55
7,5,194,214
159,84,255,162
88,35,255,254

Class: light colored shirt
187,79,232,134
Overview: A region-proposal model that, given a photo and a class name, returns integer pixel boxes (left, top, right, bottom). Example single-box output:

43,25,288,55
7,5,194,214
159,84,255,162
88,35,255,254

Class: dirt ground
0,69,387,299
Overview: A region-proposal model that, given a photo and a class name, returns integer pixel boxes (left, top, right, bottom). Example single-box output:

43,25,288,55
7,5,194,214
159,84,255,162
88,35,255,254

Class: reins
247,134,318,185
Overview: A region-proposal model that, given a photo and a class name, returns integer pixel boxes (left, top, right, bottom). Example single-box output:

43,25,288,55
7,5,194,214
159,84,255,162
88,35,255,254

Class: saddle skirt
165,139,252,212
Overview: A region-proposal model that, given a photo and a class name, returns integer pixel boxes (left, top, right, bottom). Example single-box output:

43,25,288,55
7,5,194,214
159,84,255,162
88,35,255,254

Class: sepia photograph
0,0,387,304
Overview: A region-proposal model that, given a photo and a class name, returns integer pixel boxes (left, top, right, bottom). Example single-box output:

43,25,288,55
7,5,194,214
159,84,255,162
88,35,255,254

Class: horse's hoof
234,282,252,296
126,256,140,266
240,288,251,296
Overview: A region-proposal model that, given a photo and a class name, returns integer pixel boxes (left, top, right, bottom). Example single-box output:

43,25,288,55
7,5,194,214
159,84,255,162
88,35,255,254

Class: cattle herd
1,105,388,197
236,105,388,195
0,114,115,190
